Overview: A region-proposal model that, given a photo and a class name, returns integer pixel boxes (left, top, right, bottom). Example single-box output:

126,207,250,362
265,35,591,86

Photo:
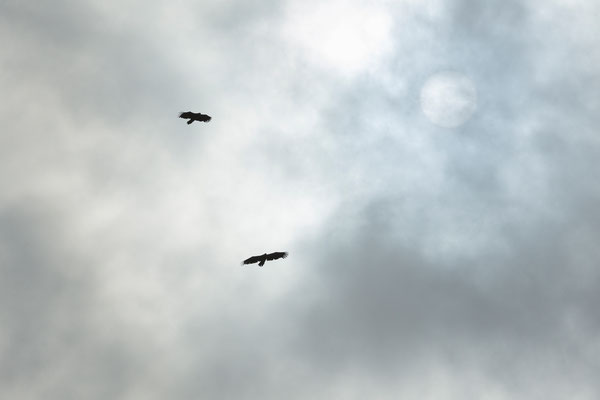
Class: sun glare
283,0,392,76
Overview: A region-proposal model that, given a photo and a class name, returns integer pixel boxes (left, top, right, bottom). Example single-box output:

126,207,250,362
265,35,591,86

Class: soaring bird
179,111,211,125
242,252,288,267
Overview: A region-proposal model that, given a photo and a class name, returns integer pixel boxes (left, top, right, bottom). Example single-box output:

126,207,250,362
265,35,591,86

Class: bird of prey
179,111,211,125
242,252,288,267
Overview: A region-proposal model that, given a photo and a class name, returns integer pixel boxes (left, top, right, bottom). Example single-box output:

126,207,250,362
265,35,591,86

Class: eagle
179,111,211,125
242,252,288,267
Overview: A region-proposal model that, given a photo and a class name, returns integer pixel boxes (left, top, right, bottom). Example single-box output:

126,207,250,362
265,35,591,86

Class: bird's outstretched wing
242,255,263,265
179,111,193,119
266,252,288,261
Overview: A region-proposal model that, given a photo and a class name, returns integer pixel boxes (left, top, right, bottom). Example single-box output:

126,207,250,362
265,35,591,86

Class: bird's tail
187,119,193,125
258,260,265,267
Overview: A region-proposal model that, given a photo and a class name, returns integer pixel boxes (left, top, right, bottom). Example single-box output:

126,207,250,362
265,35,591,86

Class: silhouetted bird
242,252,288,267
179,111,211,125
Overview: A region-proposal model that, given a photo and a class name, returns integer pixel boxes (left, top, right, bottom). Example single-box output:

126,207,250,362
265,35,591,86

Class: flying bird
242,252,288,267
179,111,211,125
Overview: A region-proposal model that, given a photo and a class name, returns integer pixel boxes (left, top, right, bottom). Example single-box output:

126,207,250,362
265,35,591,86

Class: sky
1,0,599,398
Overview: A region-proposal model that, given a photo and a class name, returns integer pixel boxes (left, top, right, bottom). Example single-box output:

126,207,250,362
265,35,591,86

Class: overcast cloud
1,0,599,398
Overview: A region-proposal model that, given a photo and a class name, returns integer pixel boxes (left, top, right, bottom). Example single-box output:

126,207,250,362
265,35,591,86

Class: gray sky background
1,0,599,398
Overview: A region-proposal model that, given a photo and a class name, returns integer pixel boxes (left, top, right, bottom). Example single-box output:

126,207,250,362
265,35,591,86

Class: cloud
278,191,600,396
282,0,393,77
0,202,156,399
1,0,599,398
